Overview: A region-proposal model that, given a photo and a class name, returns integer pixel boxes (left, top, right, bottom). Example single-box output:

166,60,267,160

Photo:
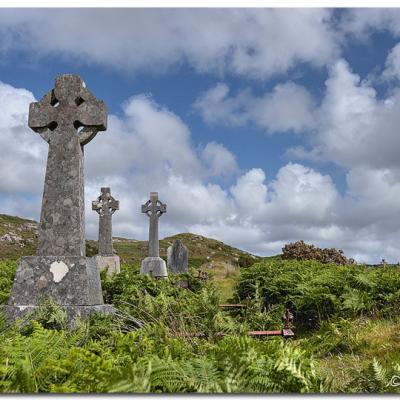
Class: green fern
372,358,387,385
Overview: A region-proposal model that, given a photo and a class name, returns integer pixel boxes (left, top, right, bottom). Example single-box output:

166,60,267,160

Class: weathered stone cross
29,75,107,257
92,187,119,256
141,192,167,258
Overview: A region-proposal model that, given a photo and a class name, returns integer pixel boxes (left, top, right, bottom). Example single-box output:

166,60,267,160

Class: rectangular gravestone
167,239,188,274
4,75,114,327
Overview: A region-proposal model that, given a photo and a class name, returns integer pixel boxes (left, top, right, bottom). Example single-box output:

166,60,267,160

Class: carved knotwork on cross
92,187,119,217
141,192,167,219
29,74,107,145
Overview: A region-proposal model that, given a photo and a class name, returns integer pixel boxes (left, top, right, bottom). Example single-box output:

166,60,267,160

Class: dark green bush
238,254,255,268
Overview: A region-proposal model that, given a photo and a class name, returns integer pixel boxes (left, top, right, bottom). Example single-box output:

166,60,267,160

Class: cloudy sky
2,8,400,262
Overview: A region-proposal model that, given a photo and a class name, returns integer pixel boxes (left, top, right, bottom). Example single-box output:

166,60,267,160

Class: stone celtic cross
29,74,107,257
141,192,166,258
92,187,119,256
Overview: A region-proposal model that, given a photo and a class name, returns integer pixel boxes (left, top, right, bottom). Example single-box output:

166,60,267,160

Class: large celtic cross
29,75,107,256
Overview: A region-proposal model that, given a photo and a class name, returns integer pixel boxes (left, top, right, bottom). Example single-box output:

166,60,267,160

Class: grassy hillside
0,214,38,260
0,214,260,301
0,214,257,262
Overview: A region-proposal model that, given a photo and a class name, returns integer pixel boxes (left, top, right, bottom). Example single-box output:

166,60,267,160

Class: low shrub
282,241,354,265
238,254,255,269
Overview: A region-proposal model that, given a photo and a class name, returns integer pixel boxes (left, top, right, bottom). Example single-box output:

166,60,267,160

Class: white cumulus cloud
201,141,239,178
0,9,340,79
340,9,400,39
383,42,400,81
0,81,46,195
293,59,400,171
194,82,315,134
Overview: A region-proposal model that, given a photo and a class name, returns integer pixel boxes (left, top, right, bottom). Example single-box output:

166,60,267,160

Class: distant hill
0,214,259,267
0,213,261,301
0,214,39,260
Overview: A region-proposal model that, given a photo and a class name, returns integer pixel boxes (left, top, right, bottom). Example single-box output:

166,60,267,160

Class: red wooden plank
186,329,294,338
248,330,283,336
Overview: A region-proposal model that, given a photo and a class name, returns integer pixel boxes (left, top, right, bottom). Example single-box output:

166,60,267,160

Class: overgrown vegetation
307,317,400,393
236,259,400,329
0,260,16,304
0,263,322,393
0,257,399,393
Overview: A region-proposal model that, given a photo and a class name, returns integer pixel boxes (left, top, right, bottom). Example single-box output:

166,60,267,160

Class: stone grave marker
140,192,168,278
167,239,188,274
92,187,120,275
5,74,114,325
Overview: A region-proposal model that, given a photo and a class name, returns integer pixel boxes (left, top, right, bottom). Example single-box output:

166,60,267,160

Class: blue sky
2,8,400,262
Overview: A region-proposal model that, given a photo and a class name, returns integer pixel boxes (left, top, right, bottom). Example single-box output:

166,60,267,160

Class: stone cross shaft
141,192,166,257
29,74,107,257
92,187,119,256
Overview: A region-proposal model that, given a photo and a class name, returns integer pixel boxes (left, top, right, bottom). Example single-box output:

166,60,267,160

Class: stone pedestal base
140,257,168,278
6,256,113,326
8,256,104,305
3,304,115,329
94,255,120,276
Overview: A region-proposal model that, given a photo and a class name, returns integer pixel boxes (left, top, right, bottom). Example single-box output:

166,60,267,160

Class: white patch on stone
52,213,61,224
50,261,69,283
18,306,29,311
